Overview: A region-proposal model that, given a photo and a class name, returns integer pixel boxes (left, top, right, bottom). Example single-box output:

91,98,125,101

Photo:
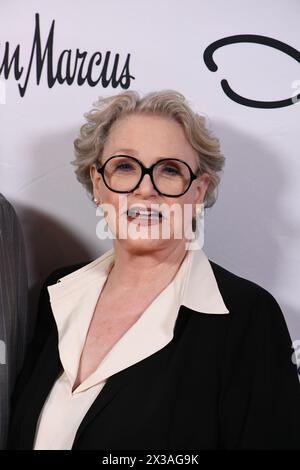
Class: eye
115,162,133,171
162,165,180,175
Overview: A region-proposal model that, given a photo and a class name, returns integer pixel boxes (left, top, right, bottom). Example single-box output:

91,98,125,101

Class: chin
117,236,170,252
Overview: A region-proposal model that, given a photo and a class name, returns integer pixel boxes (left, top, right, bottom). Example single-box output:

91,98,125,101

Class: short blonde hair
72,89,225,208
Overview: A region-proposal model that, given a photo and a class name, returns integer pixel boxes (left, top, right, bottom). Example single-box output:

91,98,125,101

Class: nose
132,173,159,197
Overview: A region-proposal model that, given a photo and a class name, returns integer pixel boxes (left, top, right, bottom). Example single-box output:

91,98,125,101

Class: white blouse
33,247,229,450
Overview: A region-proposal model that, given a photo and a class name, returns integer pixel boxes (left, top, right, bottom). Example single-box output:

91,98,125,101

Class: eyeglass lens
103,156,191,195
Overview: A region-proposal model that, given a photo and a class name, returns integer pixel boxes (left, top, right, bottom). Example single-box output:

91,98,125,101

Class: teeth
127,209,160,219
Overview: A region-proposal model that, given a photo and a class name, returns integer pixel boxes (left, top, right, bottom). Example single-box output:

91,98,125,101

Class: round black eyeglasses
95,155,201,197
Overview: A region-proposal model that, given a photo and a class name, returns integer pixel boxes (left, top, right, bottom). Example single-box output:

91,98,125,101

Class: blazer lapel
72,365,138,448
72,307,190,448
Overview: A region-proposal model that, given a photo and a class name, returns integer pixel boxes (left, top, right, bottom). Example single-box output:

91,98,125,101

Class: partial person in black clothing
0,194,28,449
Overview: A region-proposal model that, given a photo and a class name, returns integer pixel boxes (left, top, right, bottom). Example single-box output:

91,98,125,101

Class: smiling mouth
126,208,163,220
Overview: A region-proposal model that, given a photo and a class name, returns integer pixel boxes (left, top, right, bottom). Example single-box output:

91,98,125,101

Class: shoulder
208,258,282,319
207,259,296,372
32,260,92,341
43,260,92,285
207,258,293,356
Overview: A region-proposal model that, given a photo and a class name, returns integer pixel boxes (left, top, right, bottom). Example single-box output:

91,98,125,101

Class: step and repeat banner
1,1,299,367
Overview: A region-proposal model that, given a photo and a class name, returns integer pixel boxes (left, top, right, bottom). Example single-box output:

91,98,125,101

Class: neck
105,240,188,293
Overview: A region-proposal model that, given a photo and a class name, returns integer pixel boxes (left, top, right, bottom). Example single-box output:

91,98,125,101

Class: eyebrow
111,149,139,156
110,150,183,163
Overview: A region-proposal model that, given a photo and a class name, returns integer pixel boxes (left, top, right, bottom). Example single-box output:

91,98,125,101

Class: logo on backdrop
204,34,300,109
0,13,135,98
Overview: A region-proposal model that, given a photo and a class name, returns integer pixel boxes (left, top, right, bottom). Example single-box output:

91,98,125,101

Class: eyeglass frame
95,155,201,197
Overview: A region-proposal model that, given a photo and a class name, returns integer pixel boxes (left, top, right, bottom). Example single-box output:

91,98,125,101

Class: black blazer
7,258,300,450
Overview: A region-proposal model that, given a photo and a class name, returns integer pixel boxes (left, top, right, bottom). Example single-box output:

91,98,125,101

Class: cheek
100,194,128,236
100,187,124,212
175,186,201,243
164,198,192,239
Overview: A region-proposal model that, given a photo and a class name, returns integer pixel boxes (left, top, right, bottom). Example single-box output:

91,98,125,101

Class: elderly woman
8,90,300,450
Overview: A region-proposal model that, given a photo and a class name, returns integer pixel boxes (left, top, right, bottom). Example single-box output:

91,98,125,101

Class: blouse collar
47,247,229,393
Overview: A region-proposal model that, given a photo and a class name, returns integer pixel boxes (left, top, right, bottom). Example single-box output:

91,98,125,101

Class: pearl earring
194,203,204,218
187,202,205,251
196,206,202,216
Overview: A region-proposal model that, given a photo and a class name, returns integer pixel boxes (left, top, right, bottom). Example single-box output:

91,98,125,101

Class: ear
90,163,97,182
90,163,102,190
192,173,211,206
90,163,105,207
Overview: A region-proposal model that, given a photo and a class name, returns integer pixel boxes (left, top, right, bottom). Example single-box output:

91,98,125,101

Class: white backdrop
1,1,299,361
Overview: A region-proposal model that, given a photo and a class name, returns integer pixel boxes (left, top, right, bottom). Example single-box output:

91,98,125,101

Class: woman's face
90,113,210,253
